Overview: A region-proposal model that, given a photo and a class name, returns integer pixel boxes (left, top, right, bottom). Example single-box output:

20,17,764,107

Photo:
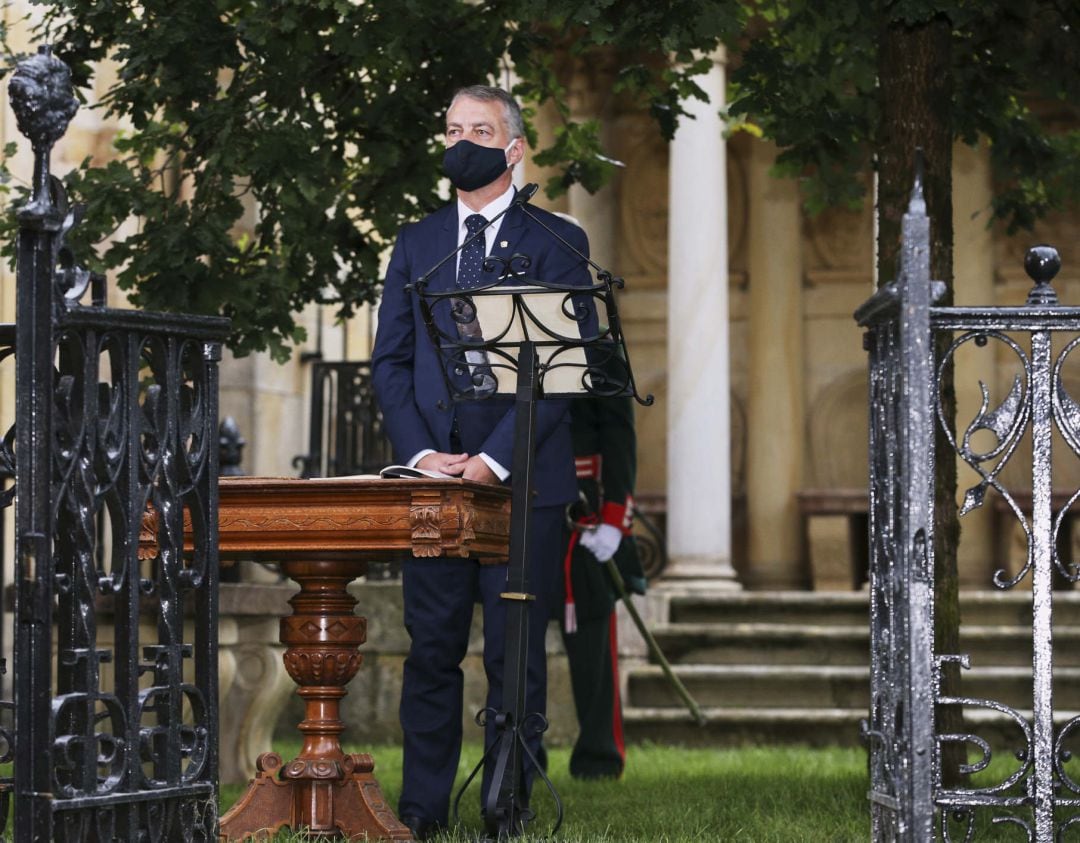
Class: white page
469,286,591,395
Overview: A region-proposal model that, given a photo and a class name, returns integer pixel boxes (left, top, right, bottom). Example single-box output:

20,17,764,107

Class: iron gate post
10,45,77,842
1030,326,1055,841
857,165,939,841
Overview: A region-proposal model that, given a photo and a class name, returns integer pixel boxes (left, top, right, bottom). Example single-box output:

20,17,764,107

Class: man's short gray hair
450,85,525,140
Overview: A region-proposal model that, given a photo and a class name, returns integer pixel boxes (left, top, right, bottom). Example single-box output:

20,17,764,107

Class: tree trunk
877,11,964,786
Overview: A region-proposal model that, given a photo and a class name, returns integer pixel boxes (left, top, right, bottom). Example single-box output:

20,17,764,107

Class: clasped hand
416,452,498,484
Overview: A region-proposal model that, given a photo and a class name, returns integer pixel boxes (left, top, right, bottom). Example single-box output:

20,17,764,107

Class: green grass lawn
0,741,1045,840
221,742,1052,841
221,742,873,842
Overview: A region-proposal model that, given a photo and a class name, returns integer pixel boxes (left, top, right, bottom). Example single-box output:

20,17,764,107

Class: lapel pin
500,240,509,249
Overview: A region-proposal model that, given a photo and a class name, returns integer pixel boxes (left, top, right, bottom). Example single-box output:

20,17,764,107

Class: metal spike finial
1024,244,1061,306
907,148,926,216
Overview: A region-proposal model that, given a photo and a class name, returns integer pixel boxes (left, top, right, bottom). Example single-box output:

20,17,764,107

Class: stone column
565,52,618,269
520,97,571,217
745,140,805,589
568,180,616,270
952,140,996,586
565,120,614,267
664,50,739,587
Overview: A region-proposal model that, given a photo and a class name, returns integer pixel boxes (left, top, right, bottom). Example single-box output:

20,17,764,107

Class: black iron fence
858,163,1080,840
294,360,394,479
2,47,229,840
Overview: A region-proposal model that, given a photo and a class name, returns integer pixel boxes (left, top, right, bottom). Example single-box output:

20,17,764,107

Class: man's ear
507,137,525,167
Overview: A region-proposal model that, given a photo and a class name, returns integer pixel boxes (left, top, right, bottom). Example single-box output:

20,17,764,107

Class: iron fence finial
8,46,78,213
1024,245,1061,306
219,417,246,476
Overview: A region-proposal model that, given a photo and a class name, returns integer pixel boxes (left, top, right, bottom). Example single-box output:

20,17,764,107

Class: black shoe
400,814,442,841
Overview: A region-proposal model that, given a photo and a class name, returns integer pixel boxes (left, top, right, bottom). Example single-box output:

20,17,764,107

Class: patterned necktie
457,213,489,290
454,213,496,395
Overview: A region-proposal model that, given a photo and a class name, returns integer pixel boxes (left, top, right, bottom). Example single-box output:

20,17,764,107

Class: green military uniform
561,378,647,779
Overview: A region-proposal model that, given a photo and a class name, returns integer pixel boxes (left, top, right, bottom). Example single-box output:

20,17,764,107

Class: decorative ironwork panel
856,169,940,841
296,361,393,479
8,47,229,840
924,248,1080,842
860,158,1080,840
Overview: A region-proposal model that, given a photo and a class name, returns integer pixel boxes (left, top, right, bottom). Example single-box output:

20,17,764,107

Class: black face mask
442,140,510,191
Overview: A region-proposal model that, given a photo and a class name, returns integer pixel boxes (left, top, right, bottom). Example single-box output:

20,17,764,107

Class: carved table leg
220,559,412,841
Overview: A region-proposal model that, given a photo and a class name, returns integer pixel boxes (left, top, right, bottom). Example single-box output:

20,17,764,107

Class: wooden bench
796,488,869,591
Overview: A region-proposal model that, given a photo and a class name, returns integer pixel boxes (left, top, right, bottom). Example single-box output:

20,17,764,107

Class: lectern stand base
220,751,413,841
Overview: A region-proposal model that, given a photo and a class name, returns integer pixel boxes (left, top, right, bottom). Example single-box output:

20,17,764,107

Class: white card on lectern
469,286,591,395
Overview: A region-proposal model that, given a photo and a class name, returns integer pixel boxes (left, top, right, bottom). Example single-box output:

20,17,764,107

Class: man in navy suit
371,85,591,839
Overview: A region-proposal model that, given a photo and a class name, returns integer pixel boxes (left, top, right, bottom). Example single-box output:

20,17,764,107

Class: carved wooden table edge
195,477,511,841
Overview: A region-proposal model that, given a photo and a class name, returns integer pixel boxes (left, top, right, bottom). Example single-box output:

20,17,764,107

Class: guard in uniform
562,374,647,779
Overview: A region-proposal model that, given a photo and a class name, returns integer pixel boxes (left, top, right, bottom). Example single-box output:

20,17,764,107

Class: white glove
578,523,623,563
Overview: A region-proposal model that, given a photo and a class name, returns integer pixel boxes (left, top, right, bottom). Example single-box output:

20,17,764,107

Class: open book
303,465,457,481
377,464,455,480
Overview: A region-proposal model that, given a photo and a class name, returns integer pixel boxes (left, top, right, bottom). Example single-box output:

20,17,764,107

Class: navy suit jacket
372,198,593,508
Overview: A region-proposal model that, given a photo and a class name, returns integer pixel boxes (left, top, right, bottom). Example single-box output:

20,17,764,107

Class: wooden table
796,487,870,590
212,476,511,841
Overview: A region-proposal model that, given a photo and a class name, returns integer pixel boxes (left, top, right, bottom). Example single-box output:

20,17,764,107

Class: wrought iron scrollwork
295,360,394,479
482,252,532,283
0,424,14,510
928,248,1080,836
6,46,228,840
935,657,1033,805
1049,339,1080,584
937,331,1033,588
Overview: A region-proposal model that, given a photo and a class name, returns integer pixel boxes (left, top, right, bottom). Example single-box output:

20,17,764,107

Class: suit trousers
398,504,565,826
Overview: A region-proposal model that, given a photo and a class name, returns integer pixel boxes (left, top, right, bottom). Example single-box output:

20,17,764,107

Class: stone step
664,589,1080,628
649,622,1080,666
626,664,1080,711
623,706,866,747
667,591,870,627
622,590,1080,748
623,705,1080,748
